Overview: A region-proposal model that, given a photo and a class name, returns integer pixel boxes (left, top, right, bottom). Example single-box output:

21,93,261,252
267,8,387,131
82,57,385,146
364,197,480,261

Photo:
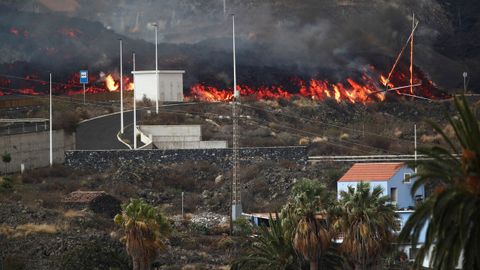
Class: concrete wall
65,146,307,171
0,130,75,173
132,70,184,102
139,125,228,149
140,125,201,142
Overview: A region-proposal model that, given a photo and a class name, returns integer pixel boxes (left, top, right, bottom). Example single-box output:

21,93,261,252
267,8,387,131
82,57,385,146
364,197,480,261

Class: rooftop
338,162,405,182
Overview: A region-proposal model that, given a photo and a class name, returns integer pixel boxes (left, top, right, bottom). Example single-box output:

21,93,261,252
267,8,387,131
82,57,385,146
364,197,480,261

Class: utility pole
133,52,137,150
49,73,53,167
119,39,124,133
231,14,242,223
153,23,159,114
414,124,417,173
410,12,415,95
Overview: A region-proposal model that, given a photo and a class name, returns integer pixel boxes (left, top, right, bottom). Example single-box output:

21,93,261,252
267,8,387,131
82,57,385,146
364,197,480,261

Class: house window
404,173,412,183
390,187,398,203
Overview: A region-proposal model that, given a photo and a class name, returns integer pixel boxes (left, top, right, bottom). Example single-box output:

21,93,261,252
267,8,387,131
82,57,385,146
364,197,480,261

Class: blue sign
80,70,88,84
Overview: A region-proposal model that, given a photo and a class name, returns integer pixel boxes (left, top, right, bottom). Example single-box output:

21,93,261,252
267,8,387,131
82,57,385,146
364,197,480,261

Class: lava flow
188,66,443,104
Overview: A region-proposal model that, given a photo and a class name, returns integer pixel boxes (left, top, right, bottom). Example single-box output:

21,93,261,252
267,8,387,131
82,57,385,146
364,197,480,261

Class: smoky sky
2,0,476,90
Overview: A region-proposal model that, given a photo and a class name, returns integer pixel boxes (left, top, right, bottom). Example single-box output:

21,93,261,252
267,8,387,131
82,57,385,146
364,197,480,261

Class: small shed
62,191,121,218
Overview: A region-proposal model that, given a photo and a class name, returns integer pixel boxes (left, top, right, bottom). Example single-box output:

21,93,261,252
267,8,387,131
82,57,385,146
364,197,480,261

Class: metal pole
119,39,124,133
155,24,159,114
463,72,468,94
49,73,53,167
233,15,238,100
223,0,226,16
83,83,86,104
231,14,242,224
414,124,417,173
133,52,137,150
410,12,415,95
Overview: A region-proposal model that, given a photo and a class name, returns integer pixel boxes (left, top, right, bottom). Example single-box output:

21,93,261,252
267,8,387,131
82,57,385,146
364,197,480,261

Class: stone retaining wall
65,146,307,171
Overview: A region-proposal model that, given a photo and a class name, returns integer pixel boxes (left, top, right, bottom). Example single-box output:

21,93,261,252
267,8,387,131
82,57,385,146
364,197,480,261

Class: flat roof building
132,70,185,102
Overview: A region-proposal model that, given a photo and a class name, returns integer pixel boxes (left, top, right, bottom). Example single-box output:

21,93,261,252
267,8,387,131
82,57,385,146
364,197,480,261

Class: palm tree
332,182,397,269
114,199,170,270
400,95,480,270
231,213,301,270
283,179,334,270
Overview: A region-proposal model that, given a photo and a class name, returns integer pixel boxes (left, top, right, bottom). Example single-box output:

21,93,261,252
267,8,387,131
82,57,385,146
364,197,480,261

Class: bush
53,111,80,134
233,217,253,236
189,222,210,235
0,176,13,191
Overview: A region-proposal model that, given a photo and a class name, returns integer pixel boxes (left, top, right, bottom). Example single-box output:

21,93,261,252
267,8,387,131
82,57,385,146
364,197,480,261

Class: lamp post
152,23,159,114
133,52,137,150
49,73,52,167
119,39,124,133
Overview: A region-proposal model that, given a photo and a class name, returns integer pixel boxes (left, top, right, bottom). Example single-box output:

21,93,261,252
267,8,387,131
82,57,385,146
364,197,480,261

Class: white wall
132,70,184,102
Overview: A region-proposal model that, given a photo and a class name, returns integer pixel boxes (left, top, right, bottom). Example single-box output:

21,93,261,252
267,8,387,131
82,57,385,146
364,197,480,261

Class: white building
138,125,227,150
132,70,185,102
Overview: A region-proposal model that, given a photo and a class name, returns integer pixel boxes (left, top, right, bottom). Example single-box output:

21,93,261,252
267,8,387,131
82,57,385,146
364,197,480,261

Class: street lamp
152,23,159,114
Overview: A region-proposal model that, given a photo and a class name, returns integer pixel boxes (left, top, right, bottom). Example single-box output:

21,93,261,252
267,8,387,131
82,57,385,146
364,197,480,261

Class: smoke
1,0,478,91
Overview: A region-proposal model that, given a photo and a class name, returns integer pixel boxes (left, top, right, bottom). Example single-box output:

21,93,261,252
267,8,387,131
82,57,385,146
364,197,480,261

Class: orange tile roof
338,162,404,182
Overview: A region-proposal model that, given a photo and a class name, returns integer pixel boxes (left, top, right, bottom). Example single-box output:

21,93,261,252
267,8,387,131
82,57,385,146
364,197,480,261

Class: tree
283,179,335,270
2,151,11,175
332,182,397,269
232,179,344,270
400,95,480,270
114,199,170,270
231,214,301,270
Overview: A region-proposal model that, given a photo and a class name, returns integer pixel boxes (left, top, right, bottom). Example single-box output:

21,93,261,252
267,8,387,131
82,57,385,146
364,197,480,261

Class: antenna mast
231,14,242,221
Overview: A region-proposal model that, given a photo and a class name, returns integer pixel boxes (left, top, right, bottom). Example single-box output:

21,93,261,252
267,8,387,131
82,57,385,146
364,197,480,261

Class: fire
105,74,119,91
189,74,389,104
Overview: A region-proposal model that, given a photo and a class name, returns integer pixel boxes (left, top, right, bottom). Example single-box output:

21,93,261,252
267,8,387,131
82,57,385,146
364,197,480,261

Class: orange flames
104,74,134,92
105,74,119,91
190,75,388,104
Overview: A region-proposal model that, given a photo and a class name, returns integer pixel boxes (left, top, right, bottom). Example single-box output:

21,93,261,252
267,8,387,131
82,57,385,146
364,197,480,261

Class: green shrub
233,217,253,236
0,176,13,191
189,222,210,235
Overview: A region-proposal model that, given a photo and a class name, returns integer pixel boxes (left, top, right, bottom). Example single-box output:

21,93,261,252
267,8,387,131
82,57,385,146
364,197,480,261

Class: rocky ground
1,97,478,269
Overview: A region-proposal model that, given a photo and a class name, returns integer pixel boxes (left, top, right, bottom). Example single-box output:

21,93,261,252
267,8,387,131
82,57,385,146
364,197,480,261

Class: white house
132,70,185,102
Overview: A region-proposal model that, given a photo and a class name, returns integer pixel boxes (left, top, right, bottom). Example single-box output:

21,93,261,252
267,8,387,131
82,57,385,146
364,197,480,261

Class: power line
239,103,416,144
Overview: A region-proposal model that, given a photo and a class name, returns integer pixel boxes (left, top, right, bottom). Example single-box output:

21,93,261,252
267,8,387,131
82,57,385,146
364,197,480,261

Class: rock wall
65,146,307,171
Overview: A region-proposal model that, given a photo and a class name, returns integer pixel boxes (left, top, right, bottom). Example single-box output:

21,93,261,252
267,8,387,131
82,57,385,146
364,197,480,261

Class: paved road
76,103,196,150
76,111,135,150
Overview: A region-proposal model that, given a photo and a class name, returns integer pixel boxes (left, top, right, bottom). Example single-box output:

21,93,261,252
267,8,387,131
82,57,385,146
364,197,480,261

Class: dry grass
0,223,58,237
63,209,86,218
